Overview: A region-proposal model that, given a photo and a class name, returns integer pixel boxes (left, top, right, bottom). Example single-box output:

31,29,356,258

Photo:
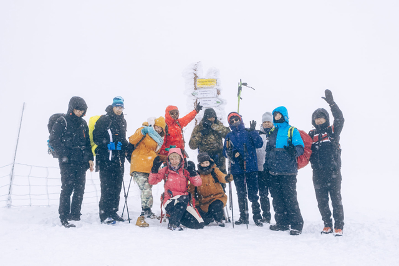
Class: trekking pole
121,175,133,223
229,181,234,228
237,79,255,114
243,143,249,229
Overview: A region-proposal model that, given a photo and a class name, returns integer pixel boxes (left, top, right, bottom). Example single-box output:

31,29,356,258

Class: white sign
191,88,218,98
197,97,224,107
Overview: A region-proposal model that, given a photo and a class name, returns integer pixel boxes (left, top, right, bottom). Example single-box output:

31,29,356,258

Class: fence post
7,102,25,208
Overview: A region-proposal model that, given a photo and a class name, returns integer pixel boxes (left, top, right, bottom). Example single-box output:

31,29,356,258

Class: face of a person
315,117,326,125
169,153,181,167
73,109,85,117
154,125,163,134
229,116,240,126
262,121,273,129
169,110,179,120
274,112,282,121
200,161,210,167
207,117,215,123
113,106,124,116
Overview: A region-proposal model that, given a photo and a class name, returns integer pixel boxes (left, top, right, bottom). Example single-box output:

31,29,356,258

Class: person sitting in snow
308,89,345,236
189,152,233,227
149,147,204,231
158,103,203,162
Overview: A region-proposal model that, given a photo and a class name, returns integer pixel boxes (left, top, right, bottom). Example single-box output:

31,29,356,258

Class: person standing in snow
49,96,94,228
189,152,233,227
149,148,204,231
223,112,264,227
265,106,304,235
158,103,203,162
93,96,129,224
308,89,345,236
255,112,274,224
189,108,230,174
129,116,166,227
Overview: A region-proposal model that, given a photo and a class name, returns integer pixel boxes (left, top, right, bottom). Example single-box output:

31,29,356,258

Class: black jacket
49,97,93,166
93,105,128,169
308,103,344,171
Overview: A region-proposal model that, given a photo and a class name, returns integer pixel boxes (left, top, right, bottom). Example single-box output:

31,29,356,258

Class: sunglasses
229,117,240,123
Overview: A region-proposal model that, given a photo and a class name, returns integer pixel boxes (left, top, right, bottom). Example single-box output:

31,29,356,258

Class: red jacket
159,105,197,156
149,148,202,206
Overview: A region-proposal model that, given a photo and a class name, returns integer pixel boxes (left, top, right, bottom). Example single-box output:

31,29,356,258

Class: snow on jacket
265,106,304,175
223,114,263,175
189,163,228,212
92,105,128,169
148,148,202,206
256,126,272,172
129,117,166,174
49,96,93,166
159,105,197,157
308,102,344,171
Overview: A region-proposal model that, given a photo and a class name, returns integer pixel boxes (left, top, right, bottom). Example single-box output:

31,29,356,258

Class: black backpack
47,113,67,158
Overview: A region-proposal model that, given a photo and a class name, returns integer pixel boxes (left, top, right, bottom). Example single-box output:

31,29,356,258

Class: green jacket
189,120,230,154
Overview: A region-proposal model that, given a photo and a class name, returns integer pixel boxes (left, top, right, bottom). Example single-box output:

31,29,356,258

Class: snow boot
269,224,289,231
111,213,125,222
254,219,263,227
334,229,343,237
61,219,76,228
102,217,116,225
290,229,302,235
143,208,158,219
168,223,183,231
321,227,333,234
260,217,270,223
216,221,225,227
136,214,149,227
234,217,249,225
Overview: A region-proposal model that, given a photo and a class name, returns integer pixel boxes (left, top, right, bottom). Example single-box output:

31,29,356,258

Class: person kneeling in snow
149,148,204,231
189,152,233,227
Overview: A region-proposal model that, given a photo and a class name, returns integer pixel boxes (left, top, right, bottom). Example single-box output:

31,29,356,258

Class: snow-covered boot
136,214,149,227
254,219,263,227
269,224,289,231
143,208,158,219
216,221,225,227
234,217,249,225
61,219,76,228
102,217,116,225
290,229,302,235
168,223,183,231
111,213,125,222
321,227,333,234
334,229,343,237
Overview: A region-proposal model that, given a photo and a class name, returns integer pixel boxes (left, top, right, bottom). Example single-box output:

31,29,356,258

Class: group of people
49,89,345,236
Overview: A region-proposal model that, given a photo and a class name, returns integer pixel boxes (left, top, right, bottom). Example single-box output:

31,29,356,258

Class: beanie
262,112,273,123
197,152,211,164
112,96,124,108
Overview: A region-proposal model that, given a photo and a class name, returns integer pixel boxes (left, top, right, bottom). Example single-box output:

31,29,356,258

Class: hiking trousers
313,168,344,230
258,170,272,221
165,195,204,229
197,199,224,225
233,172,262,221
59,163,87,220
99,164,124,221
269,174,304,231
132,172,153,210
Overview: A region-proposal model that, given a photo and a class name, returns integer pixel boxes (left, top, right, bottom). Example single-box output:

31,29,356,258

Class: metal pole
7,102,25,208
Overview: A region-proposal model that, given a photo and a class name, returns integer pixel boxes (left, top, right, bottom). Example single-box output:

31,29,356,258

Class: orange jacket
129,117,166,174
159,105,197,157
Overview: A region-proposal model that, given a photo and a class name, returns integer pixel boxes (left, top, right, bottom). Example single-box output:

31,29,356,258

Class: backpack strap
287,126,295,145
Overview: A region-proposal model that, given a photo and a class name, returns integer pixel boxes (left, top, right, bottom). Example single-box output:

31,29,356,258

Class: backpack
47,113,67,158
288,127,312,169
88,115,101,156
125,135,146,163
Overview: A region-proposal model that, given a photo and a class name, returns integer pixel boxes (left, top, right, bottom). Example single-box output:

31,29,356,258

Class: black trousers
165,195,204,229
233,172,262,221
59,163,87,220
99,164,124,221
197,200,224,225
313,168,344,229
258,170,272,221
269,174,304,231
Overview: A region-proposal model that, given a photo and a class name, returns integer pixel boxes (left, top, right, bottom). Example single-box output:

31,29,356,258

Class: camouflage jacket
189,120,230,154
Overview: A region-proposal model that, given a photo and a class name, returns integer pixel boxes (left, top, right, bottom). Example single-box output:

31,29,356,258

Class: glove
151,156,163,173
141,126,149,135
107,142,116,150
225,174,233,182
195,102,203,113
284,143,296,157
200,128,210,136
322,89,335,106
249,120,256,131
116,142,122,151
186,161,197,176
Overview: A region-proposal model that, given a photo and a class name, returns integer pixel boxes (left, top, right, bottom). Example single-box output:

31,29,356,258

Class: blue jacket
223,122,263,175
265,106,304,175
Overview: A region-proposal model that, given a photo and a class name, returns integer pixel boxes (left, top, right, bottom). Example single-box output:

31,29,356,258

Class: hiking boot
234,217,249,225
143,209,158,219
260,217,270,223
102,217,116,225
269,224,289,231
321,227,333,234
168,224,183,231
216,221,225,227
136,215,149,227
290,229,302,235
61,219,76,228
334,229,343,237
111,213,125,222
254,219,263,227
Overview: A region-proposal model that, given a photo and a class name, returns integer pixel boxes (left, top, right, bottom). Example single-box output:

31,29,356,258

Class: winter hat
112,96,124,108
154,116,166,132
203,108,217,120
262,112,273,123
227,112,242,124
197,152,211,164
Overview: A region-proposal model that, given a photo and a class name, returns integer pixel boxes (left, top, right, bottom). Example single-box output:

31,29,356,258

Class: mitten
195,102,203,113
151,156,163,173
322,89,335,106
116,142,122,151
284,143,296,157
141,127,149,135
107,142,116,150
186,161,197,176
225,174,234,182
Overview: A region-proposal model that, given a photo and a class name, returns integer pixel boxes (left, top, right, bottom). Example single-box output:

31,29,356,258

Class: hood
202,108,217,121
272,106,289,124
167,147,183,158
165,105,178,124
312,108,330,128
67,96,88,116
